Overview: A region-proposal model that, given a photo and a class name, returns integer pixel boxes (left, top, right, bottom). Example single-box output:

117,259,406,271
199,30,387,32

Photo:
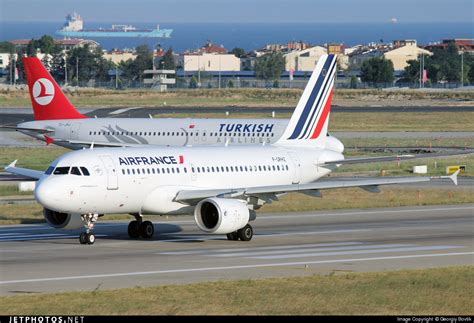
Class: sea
0,21,472,52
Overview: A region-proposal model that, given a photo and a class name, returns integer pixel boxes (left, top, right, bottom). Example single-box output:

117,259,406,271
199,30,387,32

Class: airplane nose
34,180,61,210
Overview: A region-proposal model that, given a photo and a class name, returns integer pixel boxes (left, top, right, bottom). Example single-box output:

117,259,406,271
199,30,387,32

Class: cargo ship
56,13,172,38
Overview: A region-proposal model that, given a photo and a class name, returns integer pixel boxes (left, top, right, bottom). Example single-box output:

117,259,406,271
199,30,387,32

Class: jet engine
43,208,83,229
194,198,249,234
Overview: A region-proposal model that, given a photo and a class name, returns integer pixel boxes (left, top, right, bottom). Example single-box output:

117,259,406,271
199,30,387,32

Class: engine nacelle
43,208,83,230
194,198,249,234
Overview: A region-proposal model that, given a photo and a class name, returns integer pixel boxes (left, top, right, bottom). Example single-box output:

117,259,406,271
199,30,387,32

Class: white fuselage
17,118,345,152
34,145,343,216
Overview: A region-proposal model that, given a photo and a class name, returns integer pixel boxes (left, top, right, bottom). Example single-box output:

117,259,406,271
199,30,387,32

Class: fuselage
17,118,345,153
34,145,343,216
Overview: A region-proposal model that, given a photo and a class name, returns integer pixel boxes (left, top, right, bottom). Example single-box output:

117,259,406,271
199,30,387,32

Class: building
0,53,11,69
384,42,432,70
9,38,99,51
327,43,345,55
284,46,327,72
178,53,240,72
424,39,474,54
103,50,137,64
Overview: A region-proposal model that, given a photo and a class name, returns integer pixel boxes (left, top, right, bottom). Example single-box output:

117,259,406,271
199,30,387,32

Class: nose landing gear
79,213,99,245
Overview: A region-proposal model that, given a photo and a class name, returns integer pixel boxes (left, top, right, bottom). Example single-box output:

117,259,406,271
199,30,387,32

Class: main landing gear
226,224,253,242
79,213,99,245
128,213,154,239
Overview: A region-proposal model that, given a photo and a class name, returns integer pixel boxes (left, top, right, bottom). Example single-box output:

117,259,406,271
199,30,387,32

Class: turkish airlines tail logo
32,78,55,106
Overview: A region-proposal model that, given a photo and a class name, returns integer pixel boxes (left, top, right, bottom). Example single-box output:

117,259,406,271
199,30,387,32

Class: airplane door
100,155,118,190
288,151,301,184
70,123,81,140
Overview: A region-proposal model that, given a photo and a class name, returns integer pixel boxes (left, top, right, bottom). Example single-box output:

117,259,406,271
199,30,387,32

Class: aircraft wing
53,139,144,148
174,171,459,204
0,125,54,134
4,160,44,180
320,154,415,165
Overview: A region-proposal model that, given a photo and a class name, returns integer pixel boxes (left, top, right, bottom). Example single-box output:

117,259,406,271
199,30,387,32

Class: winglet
449,170,460,186
431,170,459,186
6,160,18,170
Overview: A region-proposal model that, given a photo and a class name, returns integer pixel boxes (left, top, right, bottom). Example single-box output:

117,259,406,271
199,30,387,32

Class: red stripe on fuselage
310,90,333,139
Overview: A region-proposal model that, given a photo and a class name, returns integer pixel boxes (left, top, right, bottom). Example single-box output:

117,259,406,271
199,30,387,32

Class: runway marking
157,242,365,256
156,229,370,243
108,107,141,115
1,252,472,285
211,243,413,258
251,245,461,260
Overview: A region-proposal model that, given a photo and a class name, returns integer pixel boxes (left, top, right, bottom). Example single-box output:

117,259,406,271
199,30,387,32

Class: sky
1,0,473,23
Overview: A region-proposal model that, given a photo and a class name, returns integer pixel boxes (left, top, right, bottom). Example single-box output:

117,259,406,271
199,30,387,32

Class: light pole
76,57,79,87
461,51,464,87
218,55,221,89
64,52,68,86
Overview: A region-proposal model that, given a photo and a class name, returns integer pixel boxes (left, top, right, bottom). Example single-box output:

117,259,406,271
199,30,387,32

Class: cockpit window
53,167,70,175
80,167,90,176
70,167,81,176
45,166,54,175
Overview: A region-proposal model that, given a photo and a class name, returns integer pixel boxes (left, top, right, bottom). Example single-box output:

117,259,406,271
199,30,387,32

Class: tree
159,47,175,70
360,57,394,84
37,35,60,55
66,45,111,84
121,44,153,82
0,41,15,53
230,47,245,58
254,52,285,81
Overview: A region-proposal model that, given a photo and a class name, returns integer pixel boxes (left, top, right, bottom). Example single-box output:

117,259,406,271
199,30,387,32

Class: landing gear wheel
226,231,239,241
238,224,253,241
128,220,140,239
86,232,95,245
140,221,154,239
79,232,87,245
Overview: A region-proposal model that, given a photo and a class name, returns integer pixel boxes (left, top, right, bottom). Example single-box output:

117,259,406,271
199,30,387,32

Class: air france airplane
6,55,458,245
6,57,344,152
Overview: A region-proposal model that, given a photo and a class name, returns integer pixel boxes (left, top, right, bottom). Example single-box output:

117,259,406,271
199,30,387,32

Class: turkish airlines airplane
5,57,345,152
5,55,458,245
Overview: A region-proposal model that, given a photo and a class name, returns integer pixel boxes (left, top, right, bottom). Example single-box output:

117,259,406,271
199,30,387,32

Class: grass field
1,87,473,108
0,266,471,315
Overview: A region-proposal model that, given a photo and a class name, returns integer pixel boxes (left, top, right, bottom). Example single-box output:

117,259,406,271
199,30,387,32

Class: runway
0,204,472,295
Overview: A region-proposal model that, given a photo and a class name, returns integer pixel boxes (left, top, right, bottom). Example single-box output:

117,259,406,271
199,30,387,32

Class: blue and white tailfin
275,54,337,147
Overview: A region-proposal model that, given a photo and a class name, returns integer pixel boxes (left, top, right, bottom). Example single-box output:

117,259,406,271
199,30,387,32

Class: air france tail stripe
310,90,333,139
288,56,334,139
298,59,336,139
303,72,335,140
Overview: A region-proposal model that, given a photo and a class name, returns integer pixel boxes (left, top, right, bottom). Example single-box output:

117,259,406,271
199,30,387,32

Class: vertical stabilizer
23,57,87,120
275,54,336,147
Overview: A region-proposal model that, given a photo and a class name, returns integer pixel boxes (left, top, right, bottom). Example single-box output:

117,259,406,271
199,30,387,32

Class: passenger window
132,169,135,175
127,169,130,175
45,166,54,175
184,168,187,173
211,167,215,172
177,168,180,174
122,169,125,175
53,167,70,175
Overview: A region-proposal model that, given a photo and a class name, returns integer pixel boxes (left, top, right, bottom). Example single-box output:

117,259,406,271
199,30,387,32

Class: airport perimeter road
0,204,472,295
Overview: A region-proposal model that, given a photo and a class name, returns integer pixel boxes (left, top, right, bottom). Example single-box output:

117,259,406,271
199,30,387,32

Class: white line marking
1,252,472,285
157,242,365,256
211,244,414,258
108,107,141,115
251,246,461,260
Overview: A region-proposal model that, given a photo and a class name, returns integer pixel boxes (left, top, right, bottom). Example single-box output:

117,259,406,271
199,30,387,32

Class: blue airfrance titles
218,123,274,133
118,156,181,166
